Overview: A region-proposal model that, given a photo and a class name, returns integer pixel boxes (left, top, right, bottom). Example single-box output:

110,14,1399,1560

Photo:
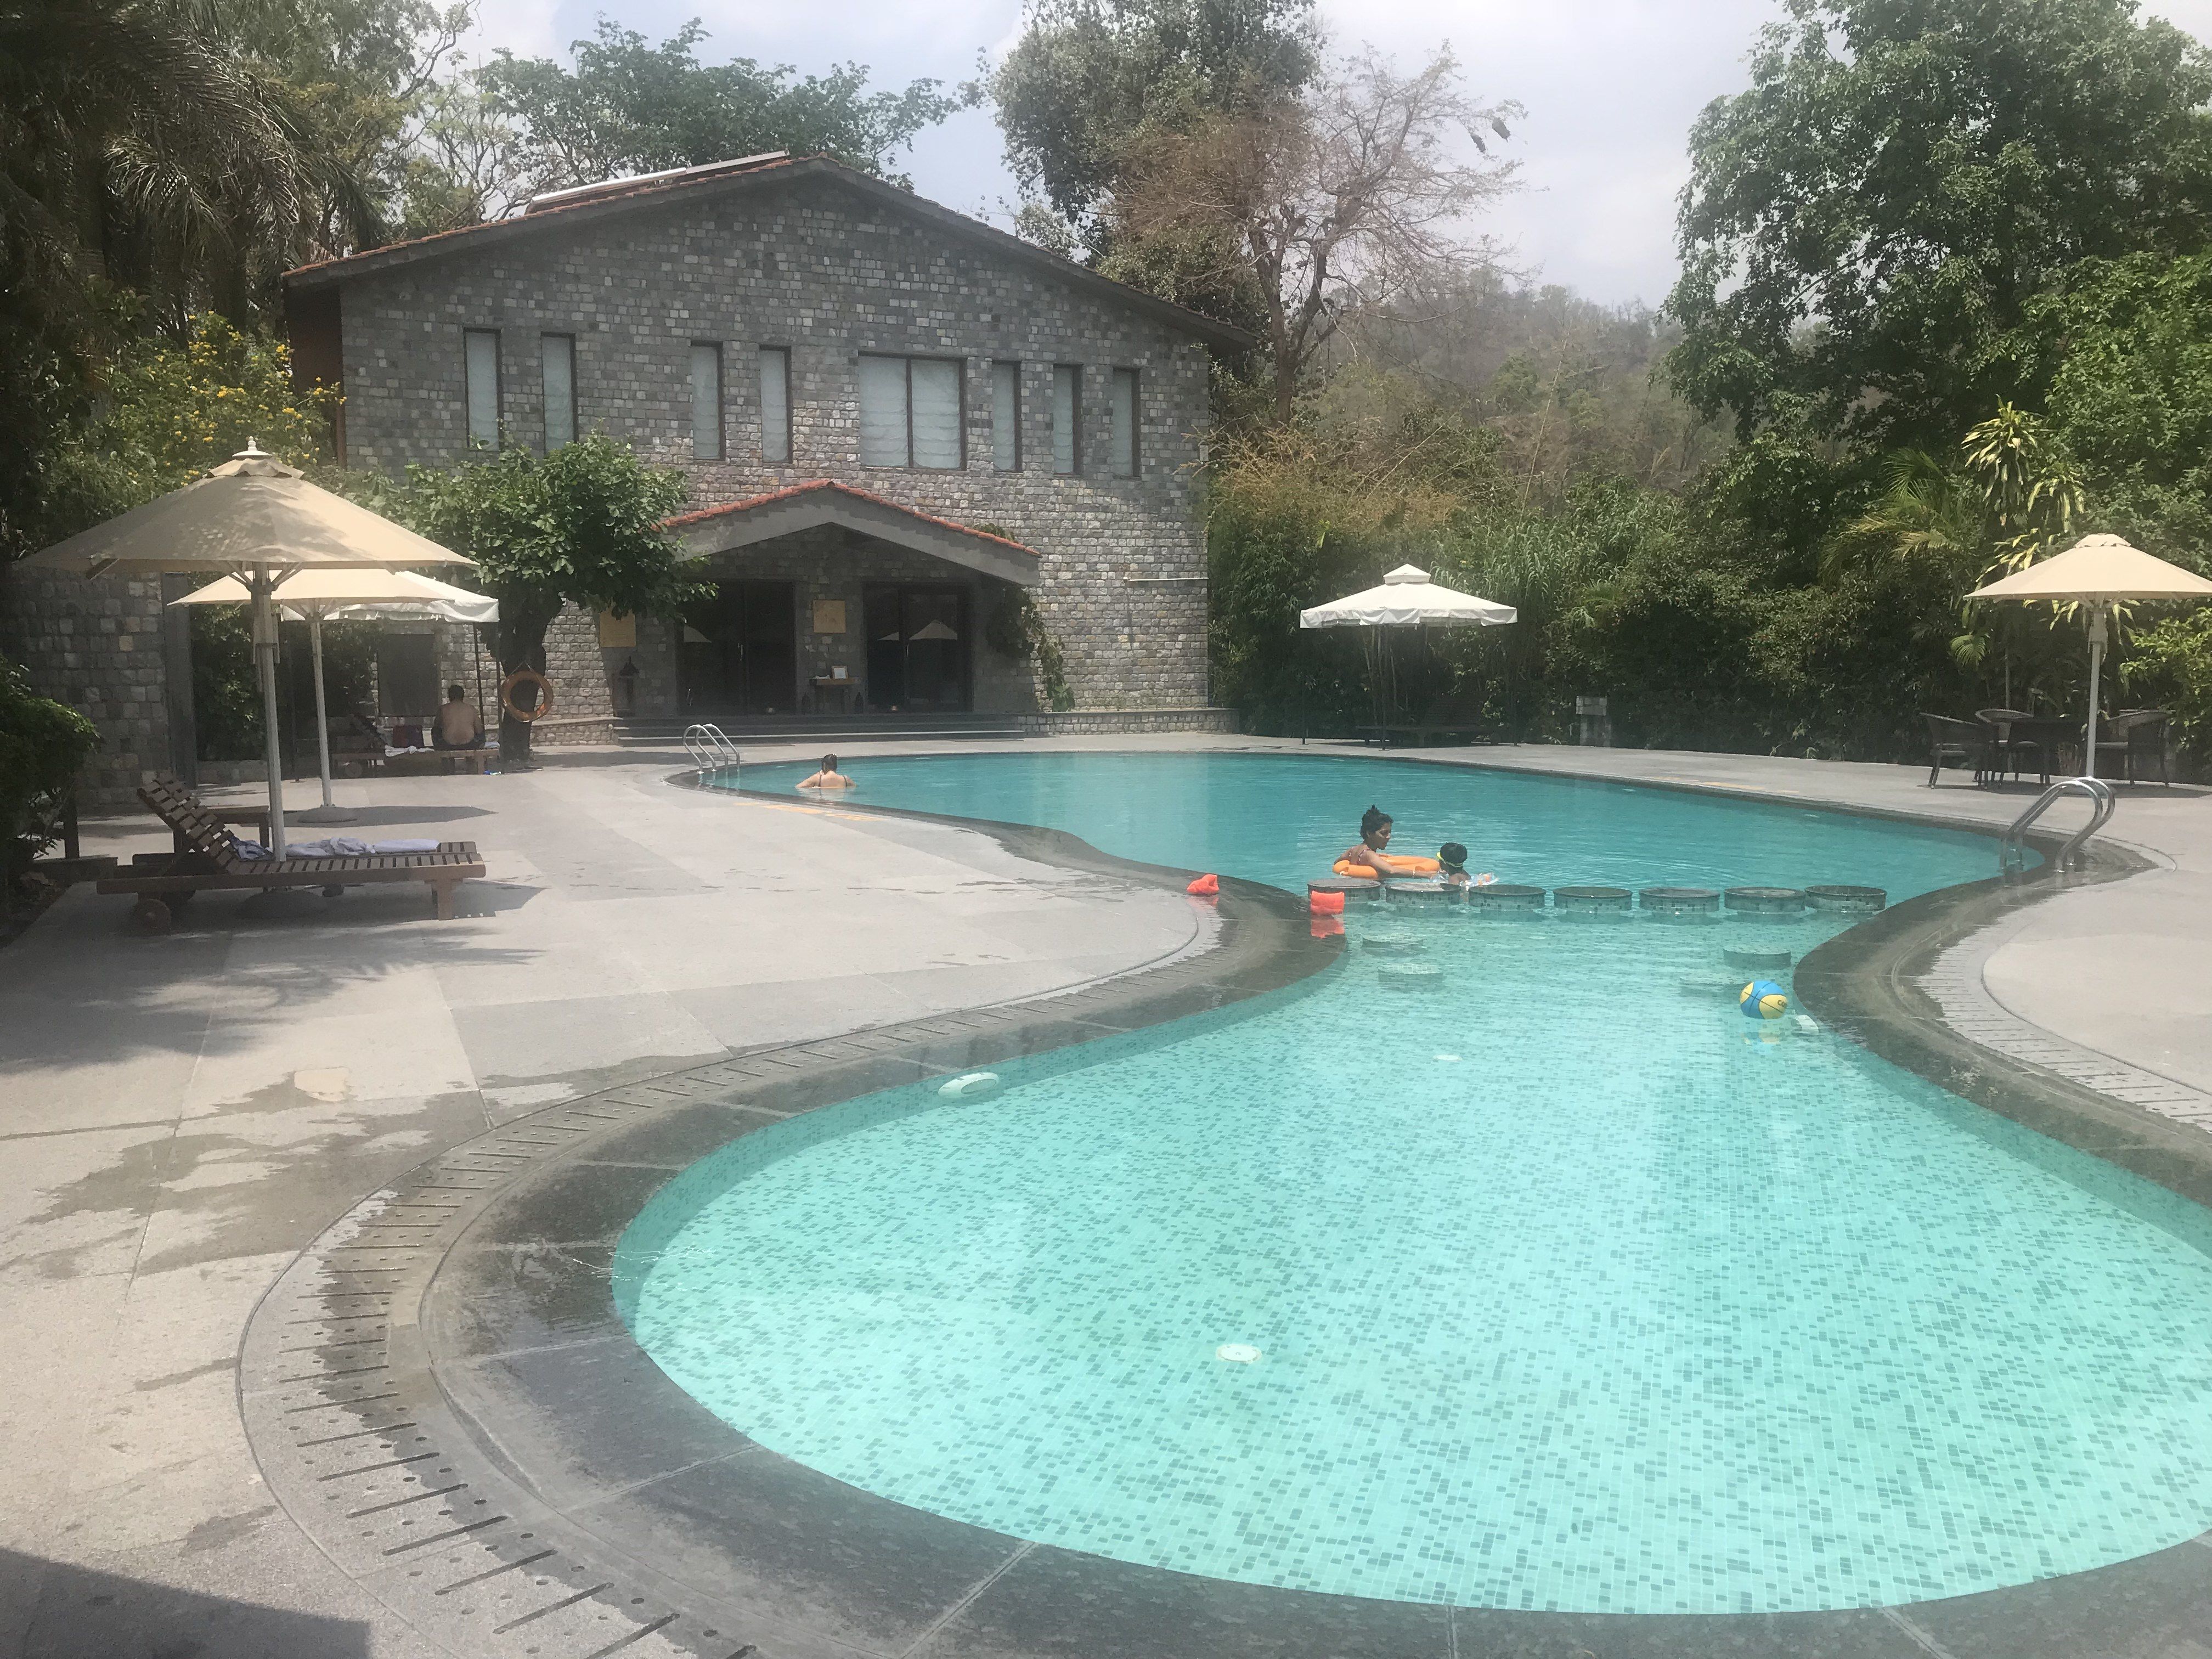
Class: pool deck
0,734,2208,1658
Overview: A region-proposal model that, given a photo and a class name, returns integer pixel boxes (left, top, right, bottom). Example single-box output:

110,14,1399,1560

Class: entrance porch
648,481,1042,722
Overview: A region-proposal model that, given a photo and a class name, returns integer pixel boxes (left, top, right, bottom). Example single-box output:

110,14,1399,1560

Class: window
758,346,790,463
690,343,723,460
1110,367,1138,478
541,334,575,449
858,353,965,469
991,360,1021,471
1052,363,1081,475
464,329,500,446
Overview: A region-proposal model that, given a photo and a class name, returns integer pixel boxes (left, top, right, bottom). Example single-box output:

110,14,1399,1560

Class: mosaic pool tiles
629,757,2212,1611
623,900,2212,1613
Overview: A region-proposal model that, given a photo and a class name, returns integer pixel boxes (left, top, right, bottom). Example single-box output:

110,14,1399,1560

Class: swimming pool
618,754,2212,1613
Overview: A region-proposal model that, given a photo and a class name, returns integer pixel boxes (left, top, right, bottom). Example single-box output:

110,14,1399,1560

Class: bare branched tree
1115,46,1520,422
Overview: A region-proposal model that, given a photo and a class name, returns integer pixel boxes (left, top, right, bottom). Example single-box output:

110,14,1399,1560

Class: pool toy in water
1333,856,1440,878
936,1071,1003,1101
1309,888,1346,915
1186,872,1219,896
1740,980,1790,1019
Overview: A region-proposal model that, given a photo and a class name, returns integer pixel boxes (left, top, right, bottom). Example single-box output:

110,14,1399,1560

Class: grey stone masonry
0,567,175,808
304,162,1226,715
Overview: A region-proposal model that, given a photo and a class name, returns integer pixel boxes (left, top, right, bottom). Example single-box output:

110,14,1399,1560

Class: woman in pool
1341,805,1426,879
797,753,855,790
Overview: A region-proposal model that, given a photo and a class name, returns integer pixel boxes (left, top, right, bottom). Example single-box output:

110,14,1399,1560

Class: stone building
284,150,1248,738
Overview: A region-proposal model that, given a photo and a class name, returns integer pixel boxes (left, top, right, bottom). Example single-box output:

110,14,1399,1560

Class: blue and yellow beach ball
1739,979,1790,1020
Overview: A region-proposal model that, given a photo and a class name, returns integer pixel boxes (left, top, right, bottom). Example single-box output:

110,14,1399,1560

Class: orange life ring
1333,855,1441,878
498,667,555,723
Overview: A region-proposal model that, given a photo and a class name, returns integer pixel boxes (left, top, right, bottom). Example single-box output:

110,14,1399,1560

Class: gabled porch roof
665,480,1042,587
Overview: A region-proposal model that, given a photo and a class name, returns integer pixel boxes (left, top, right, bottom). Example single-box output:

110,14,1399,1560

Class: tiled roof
664,479,1041,557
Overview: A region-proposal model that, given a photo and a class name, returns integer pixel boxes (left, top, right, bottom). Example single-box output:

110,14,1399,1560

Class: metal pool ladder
2000,775,2114,881
682,722,741,778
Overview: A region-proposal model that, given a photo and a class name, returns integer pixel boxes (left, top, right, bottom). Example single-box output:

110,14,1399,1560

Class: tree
1114,48,1520,422
1666,0,2212,449
476,20,971,196
991,0,1321,240
401,437,696,764
1,653,98,915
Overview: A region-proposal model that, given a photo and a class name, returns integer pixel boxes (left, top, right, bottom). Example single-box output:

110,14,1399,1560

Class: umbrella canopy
1967,534,2212,605
1300,564,1517,629
173,567,499,624
170,568,498,823
1967,534,2212,781
19,446,473,578
19,443,474,855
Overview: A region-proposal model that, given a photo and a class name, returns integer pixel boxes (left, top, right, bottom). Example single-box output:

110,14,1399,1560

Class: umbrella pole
251,566,289,859
2084,601,2107,780
297,609,357,824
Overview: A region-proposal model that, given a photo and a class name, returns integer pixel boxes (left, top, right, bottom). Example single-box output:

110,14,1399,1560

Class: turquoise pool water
619,754,2212,1612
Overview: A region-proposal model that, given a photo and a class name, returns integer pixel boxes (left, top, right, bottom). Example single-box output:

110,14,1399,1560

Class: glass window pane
1053,363,1080,475
758,346,789,463
910,358,962,469
859,353,909,466
992,360,1020,471
690,343,722,459
541,334,574,449
465,330,499,446
1110,366,1137,477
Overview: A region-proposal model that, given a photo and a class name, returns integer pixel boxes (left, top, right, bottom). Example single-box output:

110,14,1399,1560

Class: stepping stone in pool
1362,932,1427,956
1723,946,1793,973
1376,961,1443,991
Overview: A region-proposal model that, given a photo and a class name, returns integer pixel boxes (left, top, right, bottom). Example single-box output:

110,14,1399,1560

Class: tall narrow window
541,334,575,449
464,329,500,447
1052,363,1081,475
910,359,962,469
857,353,965,469
690,343,723,460
1110,367,1138,478
859,353,907,466
758,346,790,463
991,360,1021,471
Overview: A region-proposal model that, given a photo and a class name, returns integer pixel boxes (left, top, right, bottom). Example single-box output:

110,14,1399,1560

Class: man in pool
797,753,855,791
1341,805,1426,879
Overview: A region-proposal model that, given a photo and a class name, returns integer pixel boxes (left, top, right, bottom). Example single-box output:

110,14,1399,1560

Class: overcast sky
458,0,2212,311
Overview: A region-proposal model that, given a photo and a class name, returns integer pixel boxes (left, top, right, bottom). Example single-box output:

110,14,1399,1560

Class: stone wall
0,567,178,809
326,171,1213,710
1015,707,1238,735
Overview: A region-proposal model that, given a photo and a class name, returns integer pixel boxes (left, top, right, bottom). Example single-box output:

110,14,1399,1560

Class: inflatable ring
1333,855,1441,878
498,667,556,724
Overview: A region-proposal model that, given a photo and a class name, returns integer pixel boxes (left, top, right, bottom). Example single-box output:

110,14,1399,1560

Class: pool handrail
2000,775,2114,881
683,723,741,776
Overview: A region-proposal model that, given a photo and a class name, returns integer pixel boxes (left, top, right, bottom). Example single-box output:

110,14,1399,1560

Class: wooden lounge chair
99,776,484,933
1356,688,1498,749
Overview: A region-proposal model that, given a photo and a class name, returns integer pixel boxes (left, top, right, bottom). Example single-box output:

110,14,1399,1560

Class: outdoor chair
98,776,485,933
1922,714,1994,787
1974,708,2051,785
2091,709,2173,785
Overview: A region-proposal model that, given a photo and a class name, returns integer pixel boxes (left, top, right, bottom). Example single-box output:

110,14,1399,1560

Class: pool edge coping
237,748,2212,1659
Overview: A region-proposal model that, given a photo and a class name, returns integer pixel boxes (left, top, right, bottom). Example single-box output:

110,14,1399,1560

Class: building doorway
864,584,970,712
682,580,796,713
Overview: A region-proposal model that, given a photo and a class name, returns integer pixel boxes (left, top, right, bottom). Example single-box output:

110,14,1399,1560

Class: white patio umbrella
172,569,499,825
1300,563,1517,728
18,443,473,856
1967,534,2212,777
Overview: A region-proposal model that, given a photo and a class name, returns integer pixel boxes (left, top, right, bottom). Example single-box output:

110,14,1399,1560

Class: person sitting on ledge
797,753,855,790
432,684,483,749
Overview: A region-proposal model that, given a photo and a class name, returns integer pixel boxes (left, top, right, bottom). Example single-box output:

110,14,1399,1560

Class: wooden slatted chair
99,776,485,933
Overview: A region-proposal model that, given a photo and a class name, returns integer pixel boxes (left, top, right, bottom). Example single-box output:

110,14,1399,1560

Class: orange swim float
1331,856,1441,879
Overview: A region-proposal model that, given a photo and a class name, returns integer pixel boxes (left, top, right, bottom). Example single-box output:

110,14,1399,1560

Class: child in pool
1436,843,1496,888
